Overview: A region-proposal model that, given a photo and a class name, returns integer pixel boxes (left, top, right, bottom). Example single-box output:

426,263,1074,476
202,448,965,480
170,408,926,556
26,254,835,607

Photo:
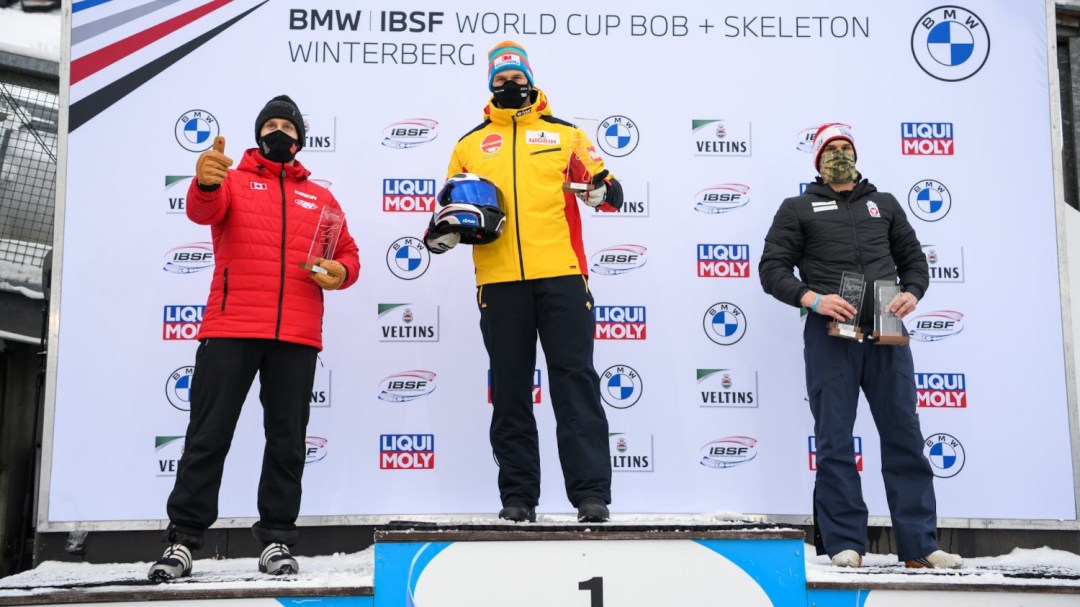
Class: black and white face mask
492,80,532,109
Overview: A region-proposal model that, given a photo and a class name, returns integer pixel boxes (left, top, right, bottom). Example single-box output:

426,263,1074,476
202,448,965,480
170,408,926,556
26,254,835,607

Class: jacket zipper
512,117,525,280
221,268,229,311
275,166,287,339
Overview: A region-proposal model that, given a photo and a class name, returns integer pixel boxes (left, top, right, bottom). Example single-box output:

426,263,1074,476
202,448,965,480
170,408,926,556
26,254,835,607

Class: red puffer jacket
186,149,360,350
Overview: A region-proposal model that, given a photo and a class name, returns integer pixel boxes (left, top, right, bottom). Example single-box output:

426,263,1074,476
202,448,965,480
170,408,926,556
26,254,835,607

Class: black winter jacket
759,177,928,316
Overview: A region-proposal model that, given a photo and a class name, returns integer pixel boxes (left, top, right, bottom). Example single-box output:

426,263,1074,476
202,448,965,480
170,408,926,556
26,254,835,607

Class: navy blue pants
478,275,612,509
804,313,939,560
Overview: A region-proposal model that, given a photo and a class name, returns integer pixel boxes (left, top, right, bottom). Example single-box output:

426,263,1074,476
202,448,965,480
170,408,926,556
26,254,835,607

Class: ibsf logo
163,305,204,340
305,436,328,464
383,178,436,212
700,436,758,469
302,114,336,151
697,244,750,278
697,369,758,408
386,236,430,280
166,366,194,411
156,436,185,476
163,242,214,274
381,118,438,149
379,370,437,403
165,175,190,214
609,432,654,471
174,109,218,152
901,122,954,155
916,373,967,408
594,306,646,340
922,244,965,282
906,310,964,342
379,434,435,469
808,436,863,472
488,369,541,404
590,244,647,276
924,432,965,478
600,365,643,409
596,115,640,157
912,7,990,82
703,302,747,346
694,184,750,214
908,179,952,221
692,119,751,156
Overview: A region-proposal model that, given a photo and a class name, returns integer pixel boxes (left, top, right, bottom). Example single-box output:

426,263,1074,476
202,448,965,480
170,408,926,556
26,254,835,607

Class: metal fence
0,51,58,269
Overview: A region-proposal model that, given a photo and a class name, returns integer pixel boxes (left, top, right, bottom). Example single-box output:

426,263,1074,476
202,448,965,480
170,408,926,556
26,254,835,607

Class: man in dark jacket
147,95,361,581
759,123,961,569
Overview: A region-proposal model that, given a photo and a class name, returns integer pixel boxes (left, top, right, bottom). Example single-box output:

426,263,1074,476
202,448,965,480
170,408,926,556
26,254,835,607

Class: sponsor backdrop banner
48,0,1072,524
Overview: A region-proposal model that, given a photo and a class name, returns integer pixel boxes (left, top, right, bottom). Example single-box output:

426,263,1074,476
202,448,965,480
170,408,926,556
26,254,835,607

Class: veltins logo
590,244,647,276
163,305,204,340
912,6,989,82
700,436,757,469
809,436,863,472
386,237,430,280
697,244,750,278
380,434,435,469
383,178,437,213
703,302,747,346
379,370,437,403
174,110,218,152
165,176,190,214
694,184,750,215
305,436,328,464
595,306,646,340
924,432,965,478
609,432,654,472
488,369,541,404
600,365,643,409
302,114,336,151
381,118,438,149
166,366,194,411
596,115,639,157
692,119,751,156
905,310,964,342
163,242,214,274
697,369,758,408
901,122,954,155
908,180,952,221
923,244,965,282
378,303,439,342
156,436,184,476
916,373,967,408
591,181,649,217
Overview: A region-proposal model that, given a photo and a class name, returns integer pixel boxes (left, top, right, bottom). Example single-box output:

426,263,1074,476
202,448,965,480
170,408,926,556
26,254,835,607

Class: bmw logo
703,302,747,346
923,432,965,478
911,6,990,82
907,179,952,222
600,364,643,409
166,366,194,411
596,115,640,158
385,236,430,280
174,109,219,152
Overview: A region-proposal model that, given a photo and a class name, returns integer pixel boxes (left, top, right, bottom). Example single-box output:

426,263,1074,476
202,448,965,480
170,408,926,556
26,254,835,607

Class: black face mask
492,81,531,109
259,130,299,163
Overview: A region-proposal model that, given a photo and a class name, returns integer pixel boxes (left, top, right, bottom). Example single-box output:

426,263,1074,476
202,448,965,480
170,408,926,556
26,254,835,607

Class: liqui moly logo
163,305,204,340
595,306,646,340
379,434,435,469
916,373,967,408
383,178,436,212
901,122,954,155
697,244,750,278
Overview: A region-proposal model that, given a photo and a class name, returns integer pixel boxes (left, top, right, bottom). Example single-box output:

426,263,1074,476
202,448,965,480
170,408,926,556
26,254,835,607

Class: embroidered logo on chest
294,199,318,210
866,201,881,217
526,131,560,145
250,182,267,190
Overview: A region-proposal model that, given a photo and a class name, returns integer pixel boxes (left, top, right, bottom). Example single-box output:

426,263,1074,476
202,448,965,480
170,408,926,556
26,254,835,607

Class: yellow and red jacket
446,89,611,286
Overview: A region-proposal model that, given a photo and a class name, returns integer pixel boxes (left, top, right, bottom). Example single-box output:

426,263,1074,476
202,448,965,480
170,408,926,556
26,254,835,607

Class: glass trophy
872,280,910,345
827,271,865,341
562,119,598,194
301,207,343,274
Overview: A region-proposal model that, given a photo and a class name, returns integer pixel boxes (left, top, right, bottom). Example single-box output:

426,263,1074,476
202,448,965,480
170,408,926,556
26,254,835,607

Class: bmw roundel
174,110,219,152
908,179,952,222
924,433,965,478
703,302,747,346
386,236,430,280
911,6,990,82
600,364,643,409
596,115,639,158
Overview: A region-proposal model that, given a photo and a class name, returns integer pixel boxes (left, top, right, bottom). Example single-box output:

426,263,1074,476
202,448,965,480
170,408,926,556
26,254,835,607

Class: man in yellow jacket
425,41,622,523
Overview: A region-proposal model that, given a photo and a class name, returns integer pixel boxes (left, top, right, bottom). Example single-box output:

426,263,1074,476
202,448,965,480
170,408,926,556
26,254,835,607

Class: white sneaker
906,549,963,569
147,543,192,582
831,549,863,568
258,542,299,575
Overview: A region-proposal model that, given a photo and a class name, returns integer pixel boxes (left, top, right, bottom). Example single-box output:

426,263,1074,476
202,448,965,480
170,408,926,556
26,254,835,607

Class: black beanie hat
255,95,305,150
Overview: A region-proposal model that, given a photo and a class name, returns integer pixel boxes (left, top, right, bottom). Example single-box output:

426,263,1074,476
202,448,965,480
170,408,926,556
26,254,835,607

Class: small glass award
562,119,598,194
301,207,343,274
872,280,910,345
828,271,865,341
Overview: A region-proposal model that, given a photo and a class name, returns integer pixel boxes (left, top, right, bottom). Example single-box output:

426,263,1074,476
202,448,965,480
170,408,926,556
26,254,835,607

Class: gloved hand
196,136,233,187
310,258,346,290
424,228,460,254
577,169,610,207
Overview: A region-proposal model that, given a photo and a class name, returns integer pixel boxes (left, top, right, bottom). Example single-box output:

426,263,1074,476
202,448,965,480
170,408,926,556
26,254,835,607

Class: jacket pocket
221,268,229,311
529,146,561,156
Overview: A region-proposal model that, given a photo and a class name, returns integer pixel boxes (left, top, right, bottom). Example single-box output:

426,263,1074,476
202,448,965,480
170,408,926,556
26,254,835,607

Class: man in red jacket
148,95,360,582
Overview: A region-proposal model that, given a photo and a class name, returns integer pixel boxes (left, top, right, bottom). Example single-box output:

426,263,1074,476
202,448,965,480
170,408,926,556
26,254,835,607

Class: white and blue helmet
433,173,506,245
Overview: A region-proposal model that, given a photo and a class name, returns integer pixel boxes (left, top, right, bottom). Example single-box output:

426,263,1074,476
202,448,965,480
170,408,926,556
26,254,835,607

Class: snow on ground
0,6,61,63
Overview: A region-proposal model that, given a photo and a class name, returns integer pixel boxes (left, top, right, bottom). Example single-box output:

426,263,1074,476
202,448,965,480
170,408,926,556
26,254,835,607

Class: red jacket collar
239,148,312,181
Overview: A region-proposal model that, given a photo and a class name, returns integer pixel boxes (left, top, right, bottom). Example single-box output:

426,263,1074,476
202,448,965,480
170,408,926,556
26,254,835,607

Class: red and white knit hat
812,123,856,170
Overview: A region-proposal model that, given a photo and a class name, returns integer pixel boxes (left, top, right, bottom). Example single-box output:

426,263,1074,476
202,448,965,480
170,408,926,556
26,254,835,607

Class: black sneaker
498,504,536,523
258,542,299,575
577,497,610,523
147,543,192,582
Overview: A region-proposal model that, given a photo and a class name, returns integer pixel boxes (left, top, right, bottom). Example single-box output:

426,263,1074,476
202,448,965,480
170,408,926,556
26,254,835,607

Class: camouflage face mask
819,148,856,184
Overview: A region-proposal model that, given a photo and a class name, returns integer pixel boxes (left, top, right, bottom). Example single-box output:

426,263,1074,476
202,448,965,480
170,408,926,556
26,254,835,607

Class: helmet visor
448,179,500,210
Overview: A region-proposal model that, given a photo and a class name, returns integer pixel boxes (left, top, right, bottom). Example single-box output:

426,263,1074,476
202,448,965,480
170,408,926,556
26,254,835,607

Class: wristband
811,294,821,313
